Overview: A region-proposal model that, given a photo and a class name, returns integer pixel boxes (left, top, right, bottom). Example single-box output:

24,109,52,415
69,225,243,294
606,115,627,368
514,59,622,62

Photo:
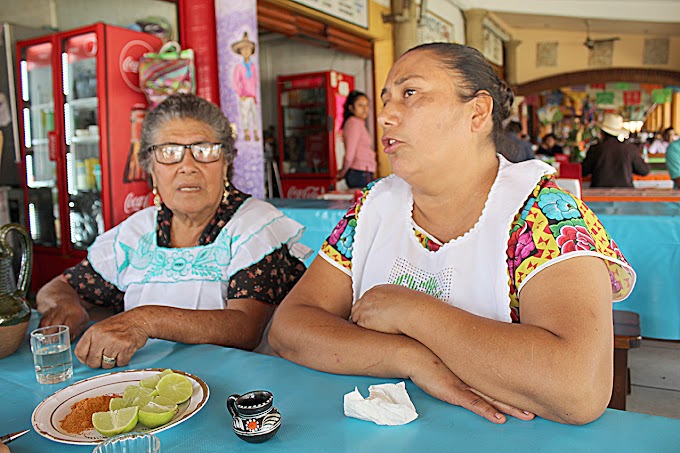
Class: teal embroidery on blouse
118,231,231,283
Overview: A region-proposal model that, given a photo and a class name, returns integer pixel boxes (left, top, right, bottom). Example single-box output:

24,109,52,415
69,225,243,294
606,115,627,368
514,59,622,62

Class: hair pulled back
406,43,514,150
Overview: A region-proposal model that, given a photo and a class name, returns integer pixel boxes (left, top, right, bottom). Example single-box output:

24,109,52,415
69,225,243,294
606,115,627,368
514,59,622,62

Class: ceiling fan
584,19,621,49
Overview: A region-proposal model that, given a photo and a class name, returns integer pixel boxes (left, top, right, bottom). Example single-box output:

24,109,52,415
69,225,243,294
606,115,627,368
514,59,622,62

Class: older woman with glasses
36,93,310,369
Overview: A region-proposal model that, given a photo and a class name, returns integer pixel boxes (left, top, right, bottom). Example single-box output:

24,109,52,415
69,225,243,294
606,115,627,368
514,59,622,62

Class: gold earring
153,187,161,211
222,178,230,204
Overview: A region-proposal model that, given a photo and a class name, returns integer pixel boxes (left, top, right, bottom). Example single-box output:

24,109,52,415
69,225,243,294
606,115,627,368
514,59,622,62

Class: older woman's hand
74,309,149,369
39,300,90,341
351,284,426,335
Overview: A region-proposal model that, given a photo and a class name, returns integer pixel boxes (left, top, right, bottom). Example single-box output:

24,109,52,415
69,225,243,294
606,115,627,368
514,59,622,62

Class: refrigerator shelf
68,96,98,109
71,135,99,144
29,102,54,110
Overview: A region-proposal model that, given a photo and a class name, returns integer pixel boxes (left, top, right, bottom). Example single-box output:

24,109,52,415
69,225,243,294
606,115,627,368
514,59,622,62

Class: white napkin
343,382,418,425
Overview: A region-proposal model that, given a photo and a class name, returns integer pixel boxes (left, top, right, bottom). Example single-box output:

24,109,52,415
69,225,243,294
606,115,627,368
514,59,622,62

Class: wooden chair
608,310,641,410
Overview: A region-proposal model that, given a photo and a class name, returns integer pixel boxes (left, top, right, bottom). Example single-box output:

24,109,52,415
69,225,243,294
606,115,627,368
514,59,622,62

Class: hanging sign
622,91,641,106
292,0,369,29
651,88,672,104
595,91,615,105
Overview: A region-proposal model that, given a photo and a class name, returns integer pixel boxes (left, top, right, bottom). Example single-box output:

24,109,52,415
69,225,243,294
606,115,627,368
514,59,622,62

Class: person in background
503,121,535,162
665,135,680,189
536,133,563,157
269,43,635,425
37,94,309,368
582,113,650,188
338,90,377,188
648,127,675,156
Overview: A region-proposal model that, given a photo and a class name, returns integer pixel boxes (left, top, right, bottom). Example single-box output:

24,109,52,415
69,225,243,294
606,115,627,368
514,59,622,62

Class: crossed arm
37,275,275,368
269,255,613,425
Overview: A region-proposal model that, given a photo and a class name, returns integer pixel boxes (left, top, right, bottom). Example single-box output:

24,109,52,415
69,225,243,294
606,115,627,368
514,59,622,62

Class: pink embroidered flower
507,224,535,281
328,218,348,246
556,225,596,253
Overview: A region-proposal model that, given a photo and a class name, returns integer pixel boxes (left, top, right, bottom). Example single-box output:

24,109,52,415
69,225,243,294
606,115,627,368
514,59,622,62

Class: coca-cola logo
124,192,151,215
287,185,325,199
122,56,140,74
119,40,155,93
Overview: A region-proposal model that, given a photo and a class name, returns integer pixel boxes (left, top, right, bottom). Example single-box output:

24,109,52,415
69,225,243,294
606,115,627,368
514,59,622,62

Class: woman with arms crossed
270,43,635,425
37,94,309,368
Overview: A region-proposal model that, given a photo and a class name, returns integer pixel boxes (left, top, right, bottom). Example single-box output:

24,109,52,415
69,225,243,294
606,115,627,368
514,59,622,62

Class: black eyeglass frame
149,142,225,164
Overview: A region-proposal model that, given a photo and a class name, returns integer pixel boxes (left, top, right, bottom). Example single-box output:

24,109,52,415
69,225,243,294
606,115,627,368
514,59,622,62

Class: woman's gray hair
139,93,237,178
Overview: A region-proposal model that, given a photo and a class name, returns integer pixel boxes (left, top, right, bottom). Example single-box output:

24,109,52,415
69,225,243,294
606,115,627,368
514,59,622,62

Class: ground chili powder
60,394,120,434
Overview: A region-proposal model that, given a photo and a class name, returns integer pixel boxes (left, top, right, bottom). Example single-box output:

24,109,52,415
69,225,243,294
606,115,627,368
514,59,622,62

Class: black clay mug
226,390,281,443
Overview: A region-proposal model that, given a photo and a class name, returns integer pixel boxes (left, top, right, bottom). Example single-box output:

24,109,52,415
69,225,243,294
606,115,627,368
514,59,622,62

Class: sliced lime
139,396,178,428
92,406,139,437
109,397,128,411
140,369,174,389
156,373,193,404
122,385,156,408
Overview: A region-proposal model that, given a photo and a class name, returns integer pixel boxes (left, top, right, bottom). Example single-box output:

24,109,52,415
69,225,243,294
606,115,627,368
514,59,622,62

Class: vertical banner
215,0,264,198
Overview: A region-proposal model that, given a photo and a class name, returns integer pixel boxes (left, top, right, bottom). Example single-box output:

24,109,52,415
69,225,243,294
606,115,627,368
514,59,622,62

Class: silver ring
102,355,116,365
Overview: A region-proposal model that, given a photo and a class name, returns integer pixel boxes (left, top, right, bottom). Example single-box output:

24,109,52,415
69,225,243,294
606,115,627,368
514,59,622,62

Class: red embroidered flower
556,225,595,253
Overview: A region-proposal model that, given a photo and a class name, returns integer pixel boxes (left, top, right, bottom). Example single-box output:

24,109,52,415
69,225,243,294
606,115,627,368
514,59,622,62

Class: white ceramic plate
32,368,209,445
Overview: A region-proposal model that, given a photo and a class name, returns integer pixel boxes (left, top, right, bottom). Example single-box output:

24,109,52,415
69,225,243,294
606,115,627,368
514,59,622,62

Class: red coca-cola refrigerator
16,23,161,291
277,71,354,198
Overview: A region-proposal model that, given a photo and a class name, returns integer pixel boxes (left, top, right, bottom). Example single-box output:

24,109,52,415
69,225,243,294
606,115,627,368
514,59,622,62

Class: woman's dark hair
406,43,514,150
139,93,237,180
342,90,368,128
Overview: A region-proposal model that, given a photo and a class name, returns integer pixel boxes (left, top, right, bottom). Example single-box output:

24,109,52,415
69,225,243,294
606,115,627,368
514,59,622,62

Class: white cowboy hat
599,113,629,137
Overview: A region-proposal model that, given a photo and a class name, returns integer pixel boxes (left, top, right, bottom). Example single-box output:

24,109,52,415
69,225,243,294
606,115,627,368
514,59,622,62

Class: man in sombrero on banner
231,31,260,142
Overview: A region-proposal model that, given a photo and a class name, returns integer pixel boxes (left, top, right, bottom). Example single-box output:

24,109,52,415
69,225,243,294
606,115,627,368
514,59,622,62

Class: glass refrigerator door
62,32,104,250
280,84,329,175
20,42,60,247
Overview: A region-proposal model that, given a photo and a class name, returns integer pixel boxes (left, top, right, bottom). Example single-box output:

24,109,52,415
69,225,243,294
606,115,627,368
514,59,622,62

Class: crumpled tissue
343,381,418,425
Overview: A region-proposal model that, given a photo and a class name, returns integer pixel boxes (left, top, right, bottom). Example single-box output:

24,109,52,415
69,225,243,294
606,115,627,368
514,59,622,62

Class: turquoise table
3,313,679,452
275,199,680,341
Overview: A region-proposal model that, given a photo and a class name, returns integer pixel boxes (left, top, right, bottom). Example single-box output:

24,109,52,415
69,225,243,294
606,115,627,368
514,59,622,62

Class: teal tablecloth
2,313,679,452
275,199,680,340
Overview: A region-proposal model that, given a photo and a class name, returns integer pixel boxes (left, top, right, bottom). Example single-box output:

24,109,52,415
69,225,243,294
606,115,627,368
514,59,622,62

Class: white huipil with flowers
347,157,635,322
87,198,310,311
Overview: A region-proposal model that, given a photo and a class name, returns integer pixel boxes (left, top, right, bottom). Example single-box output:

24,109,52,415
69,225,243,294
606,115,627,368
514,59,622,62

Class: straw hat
599,113,629,137
231,32,256,55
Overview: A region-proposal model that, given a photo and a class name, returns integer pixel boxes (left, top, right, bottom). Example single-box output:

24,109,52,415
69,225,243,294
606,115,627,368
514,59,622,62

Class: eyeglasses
149,142,224,164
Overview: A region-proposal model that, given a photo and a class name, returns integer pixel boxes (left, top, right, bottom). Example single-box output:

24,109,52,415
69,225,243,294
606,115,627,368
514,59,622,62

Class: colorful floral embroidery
323,173,634,322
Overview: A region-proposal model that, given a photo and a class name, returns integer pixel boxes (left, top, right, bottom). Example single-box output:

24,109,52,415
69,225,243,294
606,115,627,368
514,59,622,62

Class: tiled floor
626,339,680,419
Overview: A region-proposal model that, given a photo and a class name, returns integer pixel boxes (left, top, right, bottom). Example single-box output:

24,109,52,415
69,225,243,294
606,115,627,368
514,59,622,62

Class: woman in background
337,90,377,188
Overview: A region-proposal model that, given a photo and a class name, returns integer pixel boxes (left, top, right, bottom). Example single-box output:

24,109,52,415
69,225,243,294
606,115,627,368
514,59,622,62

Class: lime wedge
139,396,178,428
92,406,139,437
140,369,174,389
122,385,156,408
156,373,193,404
109,397,128,411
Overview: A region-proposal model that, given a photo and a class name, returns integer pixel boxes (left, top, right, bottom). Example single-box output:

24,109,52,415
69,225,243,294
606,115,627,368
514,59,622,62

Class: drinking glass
30,325,73,384
92,432,161,453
